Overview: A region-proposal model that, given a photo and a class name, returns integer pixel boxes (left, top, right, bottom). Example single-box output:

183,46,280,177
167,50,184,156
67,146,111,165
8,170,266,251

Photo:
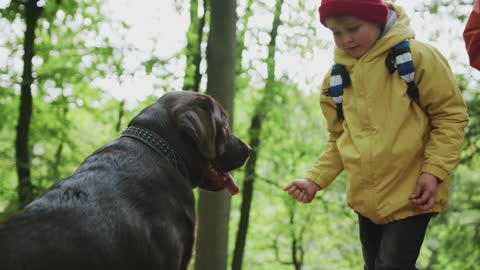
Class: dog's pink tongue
225,172,239,195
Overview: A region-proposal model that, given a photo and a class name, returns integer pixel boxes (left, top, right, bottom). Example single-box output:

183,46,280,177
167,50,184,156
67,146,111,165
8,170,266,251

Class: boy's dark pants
358,213,431,270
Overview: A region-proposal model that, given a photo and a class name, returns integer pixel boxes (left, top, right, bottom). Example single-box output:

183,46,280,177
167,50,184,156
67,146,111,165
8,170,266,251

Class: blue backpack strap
385,40,419,104
329,64,350,121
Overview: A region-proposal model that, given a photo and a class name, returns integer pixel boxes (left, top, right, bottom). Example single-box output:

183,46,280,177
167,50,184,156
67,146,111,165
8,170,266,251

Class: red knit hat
319,0,388,25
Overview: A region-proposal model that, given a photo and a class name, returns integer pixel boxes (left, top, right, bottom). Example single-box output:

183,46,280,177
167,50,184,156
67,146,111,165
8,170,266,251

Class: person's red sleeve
464,1,480,70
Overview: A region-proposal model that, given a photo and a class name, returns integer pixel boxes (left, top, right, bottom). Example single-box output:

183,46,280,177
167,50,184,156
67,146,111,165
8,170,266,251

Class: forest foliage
1,0,479,269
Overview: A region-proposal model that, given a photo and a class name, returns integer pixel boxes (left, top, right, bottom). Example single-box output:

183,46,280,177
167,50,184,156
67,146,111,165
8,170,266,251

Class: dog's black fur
0,91,251,270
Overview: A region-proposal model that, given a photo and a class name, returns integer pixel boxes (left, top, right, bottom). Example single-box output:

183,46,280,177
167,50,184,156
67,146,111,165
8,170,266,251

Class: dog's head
131,91,251,195
169,92,251,195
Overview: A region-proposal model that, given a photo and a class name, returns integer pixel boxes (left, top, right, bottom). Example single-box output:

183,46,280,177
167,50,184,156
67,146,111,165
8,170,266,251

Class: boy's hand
283,179,320,203
409,173,440,210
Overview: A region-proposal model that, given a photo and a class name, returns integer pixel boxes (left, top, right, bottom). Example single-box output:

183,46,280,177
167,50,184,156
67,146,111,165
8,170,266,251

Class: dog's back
0,140,195,270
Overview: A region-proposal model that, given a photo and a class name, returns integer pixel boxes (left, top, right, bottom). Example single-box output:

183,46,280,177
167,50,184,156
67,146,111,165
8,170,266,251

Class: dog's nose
243,143,253,156
242,143,253,159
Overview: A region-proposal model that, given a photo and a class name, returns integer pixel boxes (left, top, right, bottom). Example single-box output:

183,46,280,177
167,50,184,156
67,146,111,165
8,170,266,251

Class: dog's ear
173,95,218,160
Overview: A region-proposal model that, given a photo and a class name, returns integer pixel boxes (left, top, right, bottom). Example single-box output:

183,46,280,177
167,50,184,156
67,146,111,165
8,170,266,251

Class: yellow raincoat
306,4,469,224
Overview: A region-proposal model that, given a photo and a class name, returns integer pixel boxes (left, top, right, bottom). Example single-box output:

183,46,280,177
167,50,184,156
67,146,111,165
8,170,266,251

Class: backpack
328,40,419,121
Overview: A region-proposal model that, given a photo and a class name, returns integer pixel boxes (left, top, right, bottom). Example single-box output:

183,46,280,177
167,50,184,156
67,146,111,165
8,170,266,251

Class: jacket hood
333,4,415,65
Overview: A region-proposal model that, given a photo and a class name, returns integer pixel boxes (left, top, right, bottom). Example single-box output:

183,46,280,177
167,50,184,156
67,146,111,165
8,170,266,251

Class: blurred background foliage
0,0,479,269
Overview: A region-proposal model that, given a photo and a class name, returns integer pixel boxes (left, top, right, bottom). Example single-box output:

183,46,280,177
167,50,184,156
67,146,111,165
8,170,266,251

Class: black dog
0,91,251,270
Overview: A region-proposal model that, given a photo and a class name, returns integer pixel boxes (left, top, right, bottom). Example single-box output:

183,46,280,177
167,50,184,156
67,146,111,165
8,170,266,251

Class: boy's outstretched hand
409,173,440,210
283,179,320,203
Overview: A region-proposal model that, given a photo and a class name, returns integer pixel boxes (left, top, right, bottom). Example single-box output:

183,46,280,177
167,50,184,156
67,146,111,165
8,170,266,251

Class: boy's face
325,15,382,59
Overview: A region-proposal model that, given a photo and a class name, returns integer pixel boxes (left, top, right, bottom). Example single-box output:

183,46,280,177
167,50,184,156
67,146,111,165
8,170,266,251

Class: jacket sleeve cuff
305,171,330,190
421,163,449,181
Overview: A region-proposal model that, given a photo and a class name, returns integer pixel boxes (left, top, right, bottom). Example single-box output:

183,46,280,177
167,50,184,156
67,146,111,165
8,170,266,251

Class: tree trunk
273,208,306,269
183,0,207,92
289,210,305,270
231,115,259,270
231,0,284,269
116,100,126,133
194,0,236,268
15,0,43,208
235,0,253,76
51,93,69,182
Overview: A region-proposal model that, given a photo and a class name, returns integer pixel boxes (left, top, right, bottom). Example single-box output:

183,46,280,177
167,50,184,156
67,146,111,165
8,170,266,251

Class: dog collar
120,126,189,179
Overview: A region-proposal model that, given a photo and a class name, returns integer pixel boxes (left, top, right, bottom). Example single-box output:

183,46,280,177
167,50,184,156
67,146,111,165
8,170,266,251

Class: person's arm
414,42,469,182
305,78,345,189
406,43,468,210
283,75,345,203
463,0,480,70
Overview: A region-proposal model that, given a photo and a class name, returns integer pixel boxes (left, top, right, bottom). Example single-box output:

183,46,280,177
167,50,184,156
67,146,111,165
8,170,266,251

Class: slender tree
115,100,126,133
235,0,253,77
273,207,306,270
194,0,237,268
232,0,284,269
48,92,69,182
6,0,114,207
183,0,207,92
15,0,44,208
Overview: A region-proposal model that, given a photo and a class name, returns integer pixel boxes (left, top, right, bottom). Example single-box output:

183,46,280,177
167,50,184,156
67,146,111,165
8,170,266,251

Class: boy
283,0,469,269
